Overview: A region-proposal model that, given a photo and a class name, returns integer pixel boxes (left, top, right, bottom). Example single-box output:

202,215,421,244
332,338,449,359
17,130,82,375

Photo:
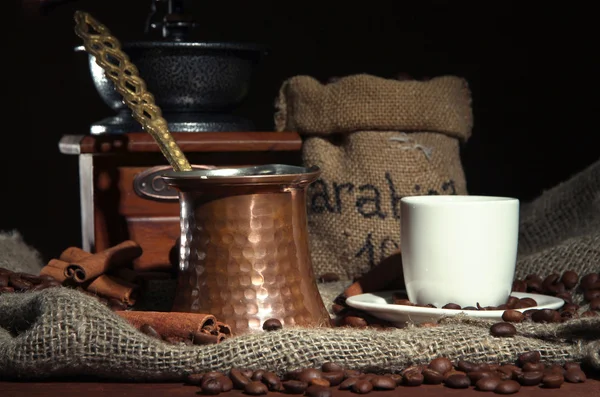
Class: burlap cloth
1,160,599,381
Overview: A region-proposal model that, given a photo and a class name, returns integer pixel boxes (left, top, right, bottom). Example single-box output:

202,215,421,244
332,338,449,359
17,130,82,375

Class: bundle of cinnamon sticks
39,240,167,307
38,241,233,344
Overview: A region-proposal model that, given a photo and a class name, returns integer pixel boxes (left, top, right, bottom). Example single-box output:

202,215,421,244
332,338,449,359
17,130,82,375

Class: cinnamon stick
59,246,92,262
190,331,225,345
343,250,405,298
64,240,142,283
87,274,139,305
115,311,219,341
216,321,232,336
39,259,71,283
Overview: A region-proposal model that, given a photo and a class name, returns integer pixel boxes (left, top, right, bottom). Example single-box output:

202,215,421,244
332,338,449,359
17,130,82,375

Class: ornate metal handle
133,164,215,201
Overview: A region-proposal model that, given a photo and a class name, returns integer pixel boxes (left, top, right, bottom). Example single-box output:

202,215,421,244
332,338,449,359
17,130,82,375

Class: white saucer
345,290,565,326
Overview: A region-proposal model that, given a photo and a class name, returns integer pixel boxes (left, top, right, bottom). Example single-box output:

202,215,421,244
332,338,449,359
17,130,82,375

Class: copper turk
162,164,331,335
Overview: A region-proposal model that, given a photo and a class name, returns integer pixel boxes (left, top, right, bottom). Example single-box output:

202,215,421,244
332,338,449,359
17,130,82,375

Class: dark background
11,0,599,262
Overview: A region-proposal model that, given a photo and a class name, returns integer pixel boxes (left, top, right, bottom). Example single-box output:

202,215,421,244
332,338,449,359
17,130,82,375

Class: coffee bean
338,377,359,390
321,362,343,373
475,377,501,391
230,368,251,389
297,368,322,383
522,309,538,319
501,310,525,323
342,316,368,328
20,273,43,285
582,310,599,317
562,303,580,312
531,309,560,323
344,369,361,378
543,274,565,295
9,273,32,291
584,289,600,302
0,274,9,288
351,379,373,394
442,303,461,310
462,306,477,310
260,371,282,391
384,373,402,386
316,371,342,387
512,280,527,292
30,281,53,291
526,278,543,293
580,273,599,290
282,380,308,394
244,381,268,395
541,373,564,388
456,360,477,373
545,364,565,376
262,318,282,331
404,371,425,386
494,369,512,381
217,376,233,392
563,362,581,371
186,373,205,385
444,374,470,389
428,357,453,375
368,375,395,390
467,371,495,385
202,371,225,380
305,385,331,397
564,368,587,383
251,370,265,381
201,377,223,395
495,379,521,394
39,274,58,282
517,351,541,365
0,268,12,275
517,370,544,386
309,378,329,388
421,369,444,384
331,304,346,315
522,362,544,372
555,292,573,304
560,271,579,289
318,272,340,283
506,296,520,308
490,322,517,337
588,298,600,311
359,374,375,382
139,323,162,340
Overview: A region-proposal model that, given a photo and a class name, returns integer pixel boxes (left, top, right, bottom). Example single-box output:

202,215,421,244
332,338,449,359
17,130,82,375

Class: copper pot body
162,165,331,335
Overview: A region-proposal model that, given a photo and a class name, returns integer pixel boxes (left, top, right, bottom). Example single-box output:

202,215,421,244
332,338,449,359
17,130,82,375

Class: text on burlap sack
308,172,457,267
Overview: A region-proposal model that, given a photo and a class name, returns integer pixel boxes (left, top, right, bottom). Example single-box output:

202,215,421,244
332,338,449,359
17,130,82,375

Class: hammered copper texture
170,182,331,335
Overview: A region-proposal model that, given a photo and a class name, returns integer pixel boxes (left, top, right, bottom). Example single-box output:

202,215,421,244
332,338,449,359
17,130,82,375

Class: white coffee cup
400,195,519,308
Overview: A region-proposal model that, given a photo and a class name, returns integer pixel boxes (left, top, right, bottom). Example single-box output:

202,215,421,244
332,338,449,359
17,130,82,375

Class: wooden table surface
2,377,599,396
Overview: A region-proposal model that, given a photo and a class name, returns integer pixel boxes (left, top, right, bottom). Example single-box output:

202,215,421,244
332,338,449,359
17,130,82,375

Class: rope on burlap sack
0,288,598,381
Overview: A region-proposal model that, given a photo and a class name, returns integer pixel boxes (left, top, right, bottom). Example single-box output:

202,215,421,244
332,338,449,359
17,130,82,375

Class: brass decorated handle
73,11,192,172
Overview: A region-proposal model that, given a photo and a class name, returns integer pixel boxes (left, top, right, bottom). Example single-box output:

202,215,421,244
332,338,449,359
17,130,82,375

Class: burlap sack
274,74,473,280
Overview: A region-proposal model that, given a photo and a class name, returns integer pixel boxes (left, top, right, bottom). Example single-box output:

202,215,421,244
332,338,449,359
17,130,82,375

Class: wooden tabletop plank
1,379,598,396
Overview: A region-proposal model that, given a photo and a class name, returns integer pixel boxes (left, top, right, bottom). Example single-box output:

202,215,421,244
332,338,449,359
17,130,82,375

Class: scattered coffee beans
262,318,283,332
490,322,517,337
182,353,592,395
